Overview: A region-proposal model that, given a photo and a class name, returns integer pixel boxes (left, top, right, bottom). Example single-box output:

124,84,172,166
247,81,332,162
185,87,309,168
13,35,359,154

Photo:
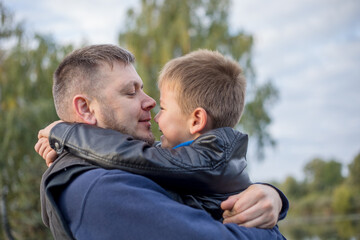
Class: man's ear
189,107,209,134
73,94,97,125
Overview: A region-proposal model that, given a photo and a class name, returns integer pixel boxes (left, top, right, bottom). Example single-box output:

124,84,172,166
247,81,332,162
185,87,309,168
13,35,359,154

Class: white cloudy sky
7,0,360,182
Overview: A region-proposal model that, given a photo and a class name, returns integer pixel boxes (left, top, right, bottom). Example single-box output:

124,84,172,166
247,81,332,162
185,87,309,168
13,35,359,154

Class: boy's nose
154,112,159,123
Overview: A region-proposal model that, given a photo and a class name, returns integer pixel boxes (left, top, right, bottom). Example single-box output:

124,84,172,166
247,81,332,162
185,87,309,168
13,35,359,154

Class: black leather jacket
49,123,252,220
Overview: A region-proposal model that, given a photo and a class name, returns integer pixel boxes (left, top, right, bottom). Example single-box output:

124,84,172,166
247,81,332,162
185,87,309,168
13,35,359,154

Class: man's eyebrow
121,81,142,91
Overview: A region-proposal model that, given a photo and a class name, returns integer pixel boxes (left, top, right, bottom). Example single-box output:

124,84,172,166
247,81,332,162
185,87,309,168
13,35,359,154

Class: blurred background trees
0,2,72,239
0,0,359,239
277,153,360,239
119,0,278,158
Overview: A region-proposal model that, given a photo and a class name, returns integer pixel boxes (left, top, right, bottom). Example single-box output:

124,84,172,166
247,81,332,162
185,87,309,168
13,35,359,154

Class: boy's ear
189,107,209,134
73,94,97,125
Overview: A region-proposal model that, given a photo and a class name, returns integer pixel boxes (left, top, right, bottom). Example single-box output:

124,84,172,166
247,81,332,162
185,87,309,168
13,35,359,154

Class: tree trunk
1,186,15,240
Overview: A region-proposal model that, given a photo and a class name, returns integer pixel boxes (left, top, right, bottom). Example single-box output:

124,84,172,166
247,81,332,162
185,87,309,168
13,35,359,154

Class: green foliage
347,153,360,189
278,153,360,240
304,158,344,192
2,0,356,239
0,2,74,238
240,81,278,159
332,184,355,214
118,0,278,158
0,0,278,238
282,176,306,199
292,192,332,216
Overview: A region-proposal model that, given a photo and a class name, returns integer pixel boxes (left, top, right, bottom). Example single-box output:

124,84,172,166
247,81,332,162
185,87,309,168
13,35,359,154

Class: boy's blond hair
158,49,246,129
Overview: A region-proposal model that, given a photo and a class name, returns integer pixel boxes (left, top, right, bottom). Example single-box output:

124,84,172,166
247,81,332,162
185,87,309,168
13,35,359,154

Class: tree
118,0,278,158
346,153,360,213
332,184,354,214
0,2,73,238
304,158,344,192
347,152,360,190
0,2,22,239
282,176,306,199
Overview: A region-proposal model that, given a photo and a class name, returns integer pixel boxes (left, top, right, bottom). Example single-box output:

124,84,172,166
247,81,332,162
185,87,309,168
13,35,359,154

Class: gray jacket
49,123,252,220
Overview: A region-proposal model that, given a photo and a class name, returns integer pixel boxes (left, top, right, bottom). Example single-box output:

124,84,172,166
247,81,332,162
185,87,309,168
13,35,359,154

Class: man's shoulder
73,167,169,192
58,160,169,199
42,152,162,192
60,166,172,220
42,153,92,180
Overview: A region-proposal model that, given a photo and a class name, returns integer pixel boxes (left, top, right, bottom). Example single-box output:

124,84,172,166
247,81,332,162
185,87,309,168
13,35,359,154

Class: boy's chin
160,136,172,149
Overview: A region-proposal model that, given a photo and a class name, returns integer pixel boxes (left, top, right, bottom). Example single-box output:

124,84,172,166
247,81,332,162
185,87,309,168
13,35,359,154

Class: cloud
9,0,138,44
7,0,360,182
240,1,360,182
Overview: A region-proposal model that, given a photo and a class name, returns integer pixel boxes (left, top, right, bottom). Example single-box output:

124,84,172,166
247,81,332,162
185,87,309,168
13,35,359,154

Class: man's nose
142,93,156,111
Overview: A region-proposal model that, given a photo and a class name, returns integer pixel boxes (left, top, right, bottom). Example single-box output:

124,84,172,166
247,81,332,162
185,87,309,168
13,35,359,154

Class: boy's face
154,84,193,149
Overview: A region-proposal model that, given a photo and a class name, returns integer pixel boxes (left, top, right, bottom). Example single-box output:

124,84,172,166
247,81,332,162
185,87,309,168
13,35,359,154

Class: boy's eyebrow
158,98,163,106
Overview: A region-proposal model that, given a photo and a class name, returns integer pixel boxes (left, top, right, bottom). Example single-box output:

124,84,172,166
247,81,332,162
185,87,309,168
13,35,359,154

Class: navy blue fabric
58,168,286,240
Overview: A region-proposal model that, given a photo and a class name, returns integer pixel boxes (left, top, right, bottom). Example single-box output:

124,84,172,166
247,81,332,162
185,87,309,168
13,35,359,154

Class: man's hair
53,44,135,120
158,49,246,129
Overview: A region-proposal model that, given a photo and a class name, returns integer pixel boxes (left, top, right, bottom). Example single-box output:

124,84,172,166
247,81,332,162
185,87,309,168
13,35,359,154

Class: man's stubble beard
99,104,155,145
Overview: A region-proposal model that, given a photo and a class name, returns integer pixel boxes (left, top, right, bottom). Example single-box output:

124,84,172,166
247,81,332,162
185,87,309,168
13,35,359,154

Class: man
37,44,288,239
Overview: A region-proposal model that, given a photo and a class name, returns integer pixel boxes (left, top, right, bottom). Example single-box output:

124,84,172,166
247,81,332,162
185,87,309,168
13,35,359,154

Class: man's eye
127,92,136,96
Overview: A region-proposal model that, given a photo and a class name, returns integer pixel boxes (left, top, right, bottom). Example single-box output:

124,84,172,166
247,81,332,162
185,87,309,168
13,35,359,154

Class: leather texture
49,123,252,195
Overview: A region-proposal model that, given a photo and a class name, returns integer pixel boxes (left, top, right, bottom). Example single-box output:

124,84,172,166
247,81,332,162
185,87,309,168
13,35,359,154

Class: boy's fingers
34,139,42,153
38,129,45,139
43,147,53,160
38,138,49,157
45,150,57,167
37,120,63,139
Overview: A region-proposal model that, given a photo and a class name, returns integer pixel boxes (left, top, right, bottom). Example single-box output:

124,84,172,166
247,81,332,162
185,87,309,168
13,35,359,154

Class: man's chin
135,132,155,145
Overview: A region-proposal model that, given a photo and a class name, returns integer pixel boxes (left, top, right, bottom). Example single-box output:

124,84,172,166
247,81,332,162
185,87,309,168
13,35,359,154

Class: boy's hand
221,184,282,228
34,120,63,167
34,137,57,167
37,120,63,139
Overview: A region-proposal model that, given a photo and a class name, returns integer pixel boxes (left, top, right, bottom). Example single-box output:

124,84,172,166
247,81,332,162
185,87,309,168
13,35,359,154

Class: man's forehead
101,62,143,86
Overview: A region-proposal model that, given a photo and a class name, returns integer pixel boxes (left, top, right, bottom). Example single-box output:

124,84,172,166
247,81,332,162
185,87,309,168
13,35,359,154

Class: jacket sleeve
49,122,251,194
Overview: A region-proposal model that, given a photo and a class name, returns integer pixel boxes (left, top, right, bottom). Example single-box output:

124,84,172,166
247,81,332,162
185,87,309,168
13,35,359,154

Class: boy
37,49,287,223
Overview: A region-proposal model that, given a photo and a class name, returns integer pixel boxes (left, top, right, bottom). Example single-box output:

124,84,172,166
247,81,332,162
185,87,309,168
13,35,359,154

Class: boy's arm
46,122,251,194
36,122,289,227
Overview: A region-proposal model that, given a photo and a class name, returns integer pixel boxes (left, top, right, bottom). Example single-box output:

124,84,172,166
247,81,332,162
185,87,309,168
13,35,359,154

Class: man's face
154,84,192,149
93,62,156,144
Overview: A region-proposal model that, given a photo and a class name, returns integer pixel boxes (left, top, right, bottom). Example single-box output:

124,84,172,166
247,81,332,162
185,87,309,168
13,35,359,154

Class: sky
6,0,360,182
